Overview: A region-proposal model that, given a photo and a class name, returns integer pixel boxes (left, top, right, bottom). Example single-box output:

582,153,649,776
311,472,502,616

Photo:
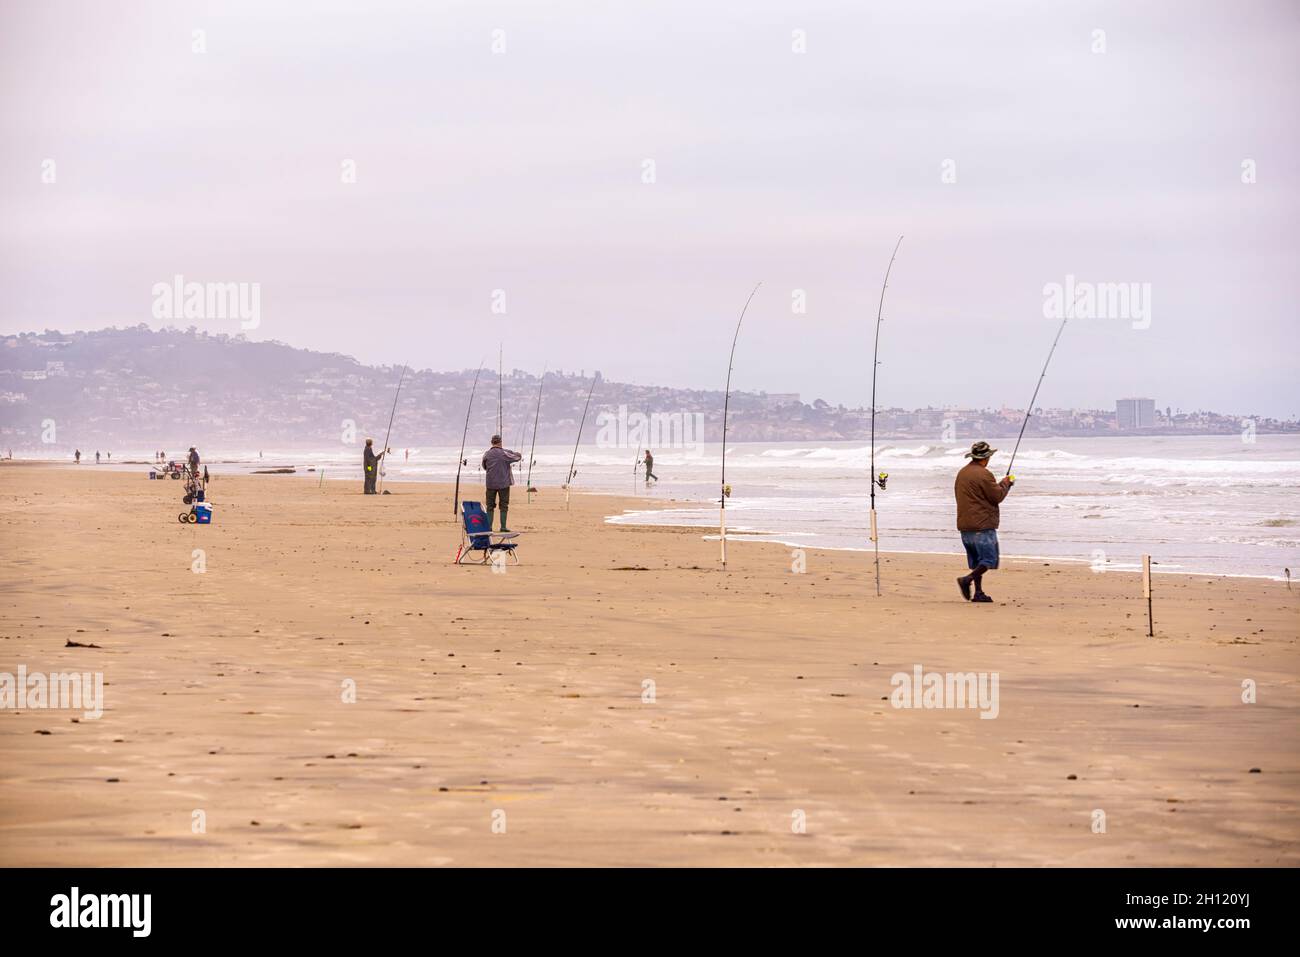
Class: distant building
1116,397,1156,430
759,392,800,410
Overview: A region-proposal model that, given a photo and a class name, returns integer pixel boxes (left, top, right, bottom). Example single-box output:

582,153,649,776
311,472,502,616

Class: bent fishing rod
565,375,597,511
525,367,545,502
1004,295,1077,479
869,236,903,596
376,364,408,494
720,281,762,568
452,363,484,516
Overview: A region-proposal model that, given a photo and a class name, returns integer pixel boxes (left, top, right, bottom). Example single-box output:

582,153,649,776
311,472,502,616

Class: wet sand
0,462,1296,865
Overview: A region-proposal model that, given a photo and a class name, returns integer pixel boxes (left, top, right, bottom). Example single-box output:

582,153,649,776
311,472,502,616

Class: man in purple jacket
482,434,522,532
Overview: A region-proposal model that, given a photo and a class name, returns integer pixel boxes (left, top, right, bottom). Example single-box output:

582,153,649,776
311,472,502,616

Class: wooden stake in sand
719,283,762,568
1143,554,1154,637
565,376,597,511
868,237,903,596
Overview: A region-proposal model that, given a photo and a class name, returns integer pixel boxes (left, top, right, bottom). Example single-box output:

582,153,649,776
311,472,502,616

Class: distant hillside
0,326,851,450
5,327,1286,453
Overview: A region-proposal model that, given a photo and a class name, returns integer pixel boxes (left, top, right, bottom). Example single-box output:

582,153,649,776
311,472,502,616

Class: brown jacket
954,461,1009,531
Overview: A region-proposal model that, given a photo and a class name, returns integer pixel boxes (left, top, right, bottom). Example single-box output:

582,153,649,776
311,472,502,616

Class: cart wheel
187,511,198,523
178,512,189,523
170,471,180,479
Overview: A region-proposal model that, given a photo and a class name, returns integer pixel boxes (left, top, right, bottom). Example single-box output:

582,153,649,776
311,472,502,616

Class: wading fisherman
642,449,658,484
363,438,386,494
482,434,521,531
188,446,200,475
955,441,1013,603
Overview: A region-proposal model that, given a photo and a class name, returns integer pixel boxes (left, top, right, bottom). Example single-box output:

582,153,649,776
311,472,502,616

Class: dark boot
499,507,509,532
957,576,972,601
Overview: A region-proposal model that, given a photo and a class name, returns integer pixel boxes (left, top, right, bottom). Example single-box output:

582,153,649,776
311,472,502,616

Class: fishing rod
1004,294,1078,479
525,367,545,502
869,236,903,597
564,375,597,511
497,344,504,438
376,364,408,494
633,446,641,494
719,282,762,568
513,417,526,482
453,363,484,516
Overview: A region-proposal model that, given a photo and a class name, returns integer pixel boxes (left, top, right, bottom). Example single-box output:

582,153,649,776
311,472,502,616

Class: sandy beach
0,461,1296,866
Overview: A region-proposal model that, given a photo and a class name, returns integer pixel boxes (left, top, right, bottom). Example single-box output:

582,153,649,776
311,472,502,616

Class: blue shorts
960,529,999,570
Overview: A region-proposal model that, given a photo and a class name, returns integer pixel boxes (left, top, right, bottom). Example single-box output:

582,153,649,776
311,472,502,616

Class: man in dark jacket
482,434,522,531
954,440,1013,603
188,447,200,474
363,438,385,494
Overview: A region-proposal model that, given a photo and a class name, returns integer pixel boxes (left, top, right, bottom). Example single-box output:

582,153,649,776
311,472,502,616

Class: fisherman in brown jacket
954,440,1014,603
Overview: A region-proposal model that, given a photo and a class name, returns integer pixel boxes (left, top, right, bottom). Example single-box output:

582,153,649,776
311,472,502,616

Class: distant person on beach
955,440,1013,603
642,450,658,484
482,434,522,532
75,449,81,464
106,452,110,461
95,451,100,465
363,438,385,494
188,447,200,474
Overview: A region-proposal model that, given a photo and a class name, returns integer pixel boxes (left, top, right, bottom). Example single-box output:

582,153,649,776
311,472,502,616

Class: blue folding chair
455,501,520,565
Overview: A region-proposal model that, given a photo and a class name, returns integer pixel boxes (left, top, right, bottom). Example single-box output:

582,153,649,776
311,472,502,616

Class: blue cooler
195,503,212,524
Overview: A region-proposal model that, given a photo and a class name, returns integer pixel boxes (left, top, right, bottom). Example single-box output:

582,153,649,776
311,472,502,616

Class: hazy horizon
3,0,1297,417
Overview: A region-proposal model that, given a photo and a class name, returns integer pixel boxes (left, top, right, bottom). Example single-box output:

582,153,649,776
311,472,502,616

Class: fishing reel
874,471,889,491
722,484,732,499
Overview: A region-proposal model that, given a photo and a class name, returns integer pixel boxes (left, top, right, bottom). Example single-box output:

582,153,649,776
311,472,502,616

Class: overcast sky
2,0,1297,416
